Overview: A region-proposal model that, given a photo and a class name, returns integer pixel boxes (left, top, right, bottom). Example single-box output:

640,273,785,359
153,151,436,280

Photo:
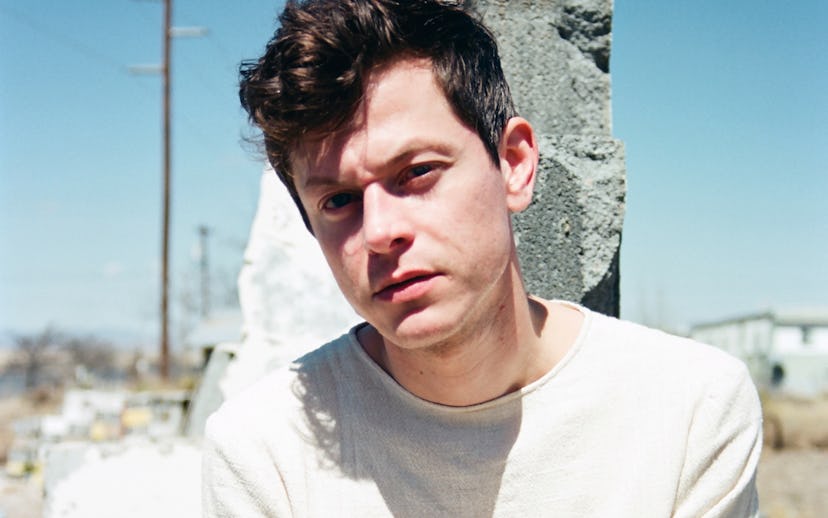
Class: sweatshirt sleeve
202,411,293,518
673,360,763,518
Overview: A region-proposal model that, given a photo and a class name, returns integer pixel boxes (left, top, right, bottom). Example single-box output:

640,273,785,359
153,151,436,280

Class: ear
499,117,539,213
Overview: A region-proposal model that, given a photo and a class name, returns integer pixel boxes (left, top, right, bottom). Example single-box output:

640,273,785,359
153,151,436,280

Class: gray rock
476,0,626,315
514,135,625,316
475,0,613,136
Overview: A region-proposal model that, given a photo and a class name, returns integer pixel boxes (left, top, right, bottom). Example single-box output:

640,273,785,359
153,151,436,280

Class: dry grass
758,449,828,518
762,394,828,450
758,395,828,518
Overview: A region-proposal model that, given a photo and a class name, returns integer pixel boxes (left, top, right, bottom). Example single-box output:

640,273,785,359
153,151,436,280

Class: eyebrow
300,138,458,191
302,175,342,191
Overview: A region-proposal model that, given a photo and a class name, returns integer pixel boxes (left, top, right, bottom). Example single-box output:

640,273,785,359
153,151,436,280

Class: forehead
290,59,468,184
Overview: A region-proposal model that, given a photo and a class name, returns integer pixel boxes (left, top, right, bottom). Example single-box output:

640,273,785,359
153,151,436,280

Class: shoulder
578,311,763,513
585,311,750,378
205,330,358,443
568,310,760,423
201,335,364,518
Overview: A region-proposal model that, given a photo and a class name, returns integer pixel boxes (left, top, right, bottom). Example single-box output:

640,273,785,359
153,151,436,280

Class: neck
359,270,583,407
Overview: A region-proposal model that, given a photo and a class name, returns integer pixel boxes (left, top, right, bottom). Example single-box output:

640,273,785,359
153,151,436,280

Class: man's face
292,59,528,349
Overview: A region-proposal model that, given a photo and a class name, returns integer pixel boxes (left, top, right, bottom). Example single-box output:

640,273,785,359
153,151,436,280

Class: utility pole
160,0,172,382
129,0,206,381
198,225,211,318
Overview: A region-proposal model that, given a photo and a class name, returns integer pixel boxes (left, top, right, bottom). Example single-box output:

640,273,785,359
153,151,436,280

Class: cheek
447,174,510,235
340,234,364,259
319,233,365,292
462,182,515,257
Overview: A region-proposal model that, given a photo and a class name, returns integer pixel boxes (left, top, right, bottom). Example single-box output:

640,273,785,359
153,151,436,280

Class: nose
362,184,413,254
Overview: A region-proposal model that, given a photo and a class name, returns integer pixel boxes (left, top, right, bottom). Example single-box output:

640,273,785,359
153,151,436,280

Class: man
203,1,762,516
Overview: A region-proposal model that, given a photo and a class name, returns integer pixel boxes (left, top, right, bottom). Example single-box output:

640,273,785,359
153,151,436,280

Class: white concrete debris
44,438,201,518
220,167,359,399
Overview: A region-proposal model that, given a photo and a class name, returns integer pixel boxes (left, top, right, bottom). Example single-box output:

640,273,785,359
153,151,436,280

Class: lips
373,272,440,303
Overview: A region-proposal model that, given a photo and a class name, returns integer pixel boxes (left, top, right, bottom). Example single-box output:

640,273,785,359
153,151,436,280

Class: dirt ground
756,394,828,518
0,475,41,518
0,392,55,518
0,389,62,465
757,448,828,518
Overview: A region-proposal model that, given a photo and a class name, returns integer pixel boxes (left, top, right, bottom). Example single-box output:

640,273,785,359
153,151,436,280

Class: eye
399,164,438,189
409,164,434,178
322,192,360,211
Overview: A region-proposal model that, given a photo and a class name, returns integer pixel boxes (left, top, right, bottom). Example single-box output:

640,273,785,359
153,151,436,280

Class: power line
0,5,126,73
0,5,160,103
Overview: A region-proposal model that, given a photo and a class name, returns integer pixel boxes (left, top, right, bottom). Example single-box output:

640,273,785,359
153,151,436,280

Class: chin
378,305,470,351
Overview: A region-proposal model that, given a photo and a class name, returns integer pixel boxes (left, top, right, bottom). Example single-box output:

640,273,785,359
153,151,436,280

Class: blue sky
1,1,825,345
613,1,827,330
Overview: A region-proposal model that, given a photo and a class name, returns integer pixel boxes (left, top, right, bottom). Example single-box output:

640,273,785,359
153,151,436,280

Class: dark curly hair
239,0,516,229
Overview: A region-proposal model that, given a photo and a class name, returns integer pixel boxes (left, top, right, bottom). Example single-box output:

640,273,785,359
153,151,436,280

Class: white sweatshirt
203,304,762,517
